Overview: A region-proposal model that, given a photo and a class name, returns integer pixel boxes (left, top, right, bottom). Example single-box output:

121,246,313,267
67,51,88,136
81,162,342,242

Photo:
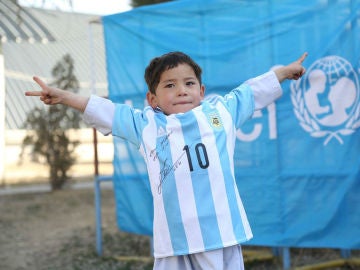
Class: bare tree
20,54,81,190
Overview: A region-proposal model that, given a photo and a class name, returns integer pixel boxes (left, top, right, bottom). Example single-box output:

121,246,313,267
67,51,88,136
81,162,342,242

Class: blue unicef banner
102,0,360,249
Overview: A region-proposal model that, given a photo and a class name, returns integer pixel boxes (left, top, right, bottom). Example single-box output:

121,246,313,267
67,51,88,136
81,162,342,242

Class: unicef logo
291,56,360,145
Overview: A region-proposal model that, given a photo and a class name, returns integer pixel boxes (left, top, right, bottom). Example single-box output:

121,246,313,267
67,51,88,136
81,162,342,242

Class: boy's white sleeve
246,70,283,110
82,95,115,135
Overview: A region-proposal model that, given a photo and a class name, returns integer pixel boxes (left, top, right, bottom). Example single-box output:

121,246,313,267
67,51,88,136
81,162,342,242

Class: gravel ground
0,186,359,270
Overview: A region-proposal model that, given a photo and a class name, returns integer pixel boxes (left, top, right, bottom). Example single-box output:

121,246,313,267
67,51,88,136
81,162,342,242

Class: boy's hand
275,52,308,82
25,76,67,105
26,76,89,112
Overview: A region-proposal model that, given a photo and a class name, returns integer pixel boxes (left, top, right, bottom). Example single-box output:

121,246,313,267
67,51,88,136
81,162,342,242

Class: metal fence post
282,247,291,270
94,175,112,256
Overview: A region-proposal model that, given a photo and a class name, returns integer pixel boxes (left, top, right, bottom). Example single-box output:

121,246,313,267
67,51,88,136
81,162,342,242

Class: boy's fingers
33,76,48,89
25,76,50,97
297,52,308,64
25,91,43,96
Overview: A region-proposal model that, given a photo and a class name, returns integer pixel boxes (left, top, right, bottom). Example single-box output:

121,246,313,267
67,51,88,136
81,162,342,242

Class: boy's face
147,64,205,115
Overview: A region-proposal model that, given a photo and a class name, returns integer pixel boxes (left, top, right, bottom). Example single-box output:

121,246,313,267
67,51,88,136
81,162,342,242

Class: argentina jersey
112,84,255,258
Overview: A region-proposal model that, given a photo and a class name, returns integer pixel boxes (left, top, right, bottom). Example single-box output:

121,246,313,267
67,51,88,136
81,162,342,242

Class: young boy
26,51,307,270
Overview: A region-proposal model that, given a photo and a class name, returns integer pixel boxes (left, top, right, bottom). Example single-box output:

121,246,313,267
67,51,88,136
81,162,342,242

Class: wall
0,55,4,180
2,128,113,186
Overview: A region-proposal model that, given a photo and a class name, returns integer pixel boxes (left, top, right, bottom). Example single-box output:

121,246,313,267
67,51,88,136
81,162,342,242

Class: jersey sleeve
83,95,115,135
245,70,283,110
221,70,283,128
112,104,145,148
222,84,255,128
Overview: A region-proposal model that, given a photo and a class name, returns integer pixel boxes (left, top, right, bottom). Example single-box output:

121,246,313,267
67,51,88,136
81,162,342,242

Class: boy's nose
178,85,188,95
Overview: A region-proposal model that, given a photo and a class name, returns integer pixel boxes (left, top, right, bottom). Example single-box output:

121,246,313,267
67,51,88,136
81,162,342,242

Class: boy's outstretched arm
25,76,89,112
274,52,308,83
246,52,308,110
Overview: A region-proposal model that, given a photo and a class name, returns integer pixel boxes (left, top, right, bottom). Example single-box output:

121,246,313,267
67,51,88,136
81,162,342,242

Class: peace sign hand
25,76,65,105
25,76,89,112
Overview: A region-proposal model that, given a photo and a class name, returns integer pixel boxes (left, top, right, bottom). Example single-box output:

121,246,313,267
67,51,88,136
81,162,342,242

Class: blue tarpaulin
102,0,360,249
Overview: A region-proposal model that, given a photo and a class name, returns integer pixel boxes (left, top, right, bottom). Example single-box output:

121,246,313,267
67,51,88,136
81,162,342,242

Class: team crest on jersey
208,112,223,130
290,56,360,145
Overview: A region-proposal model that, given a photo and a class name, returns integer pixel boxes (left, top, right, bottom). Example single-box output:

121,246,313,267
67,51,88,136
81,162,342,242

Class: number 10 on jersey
183,143,209,172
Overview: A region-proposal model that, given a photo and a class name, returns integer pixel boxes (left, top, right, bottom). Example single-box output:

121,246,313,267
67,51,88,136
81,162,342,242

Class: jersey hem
153,235,253,258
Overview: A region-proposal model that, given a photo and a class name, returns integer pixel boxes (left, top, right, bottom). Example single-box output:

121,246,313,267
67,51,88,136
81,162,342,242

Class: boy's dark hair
144,51,202,94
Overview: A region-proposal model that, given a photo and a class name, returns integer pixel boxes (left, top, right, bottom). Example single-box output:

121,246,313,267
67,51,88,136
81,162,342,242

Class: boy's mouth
174,100,192,106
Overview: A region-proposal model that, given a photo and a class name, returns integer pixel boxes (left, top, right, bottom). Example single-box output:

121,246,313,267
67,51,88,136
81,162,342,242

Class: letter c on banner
236,103,278,142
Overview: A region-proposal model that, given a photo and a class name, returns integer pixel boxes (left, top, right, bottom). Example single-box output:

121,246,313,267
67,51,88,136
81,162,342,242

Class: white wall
0,55,5,181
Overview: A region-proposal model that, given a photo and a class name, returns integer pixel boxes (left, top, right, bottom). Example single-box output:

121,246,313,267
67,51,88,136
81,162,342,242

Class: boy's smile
147,64,205,115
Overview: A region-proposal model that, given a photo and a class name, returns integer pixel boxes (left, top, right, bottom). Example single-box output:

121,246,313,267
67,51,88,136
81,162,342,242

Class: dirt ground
0,184,359,270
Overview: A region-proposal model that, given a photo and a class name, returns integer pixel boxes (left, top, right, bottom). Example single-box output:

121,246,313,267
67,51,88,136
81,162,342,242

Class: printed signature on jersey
150,130,173,162
157,153,185,194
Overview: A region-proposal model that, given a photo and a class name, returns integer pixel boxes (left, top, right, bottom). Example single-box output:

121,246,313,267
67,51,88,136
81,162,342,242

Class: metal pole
340,249,351,258
94,177,103,255
282,247,291,270
88,18,105,256
93,128,99,176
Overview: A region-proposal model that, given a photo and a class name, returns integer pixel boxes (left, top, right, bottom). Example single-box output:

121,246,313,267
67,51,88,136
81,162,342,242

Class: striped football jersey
112,83,255,258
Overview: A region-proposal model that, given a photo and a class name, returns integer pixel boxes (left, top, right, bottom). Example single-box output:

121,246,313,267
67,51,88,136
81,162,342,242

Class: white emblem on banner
290,56,360,145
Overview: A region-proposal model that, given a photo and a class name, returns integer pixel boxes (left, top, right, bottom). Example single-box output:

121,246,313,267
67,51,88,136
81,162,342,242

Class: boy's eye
186,81,196,86
165,83,175,88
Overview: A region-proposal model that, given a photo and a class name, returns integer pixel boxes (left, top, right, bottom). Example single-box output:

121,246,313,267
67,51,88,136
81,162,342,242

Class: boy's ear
146,91,158,108
200,84,205,99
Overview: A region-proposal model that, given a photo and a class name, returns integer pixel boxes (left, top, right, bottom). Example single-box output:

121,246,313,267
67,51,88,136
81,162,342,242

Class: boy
26,51,307,270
